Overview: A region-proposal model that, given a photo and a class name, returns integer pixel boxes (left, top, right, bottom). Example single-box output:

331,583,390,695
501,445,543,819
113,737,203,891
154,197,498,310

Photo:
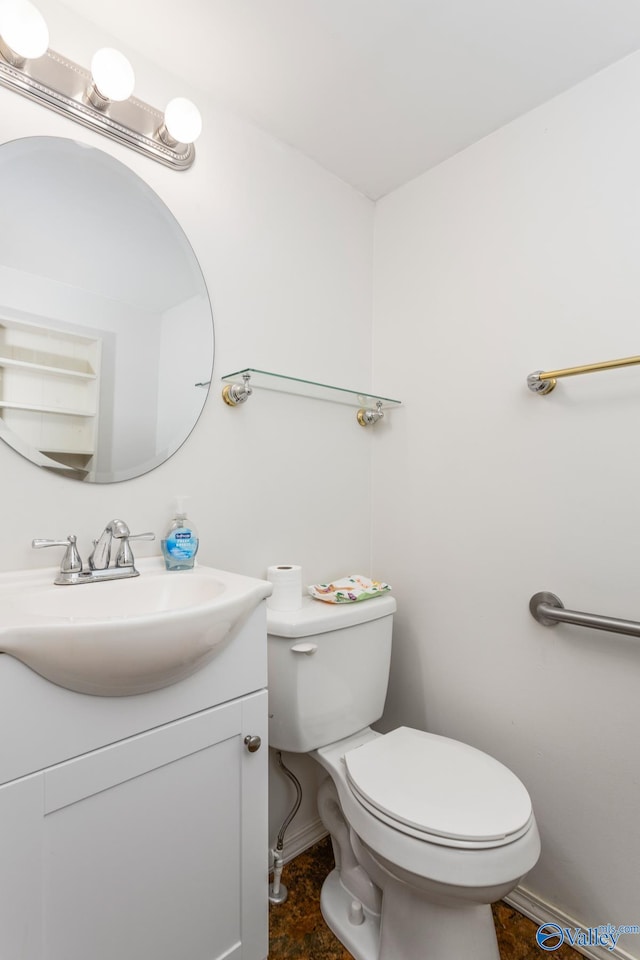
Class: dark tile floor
269,838,582,959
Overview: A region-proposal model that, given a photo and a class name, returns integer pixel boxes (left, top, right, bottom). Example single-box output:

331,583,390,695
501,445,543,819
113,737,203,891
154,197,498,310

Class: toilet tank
267,594,396,752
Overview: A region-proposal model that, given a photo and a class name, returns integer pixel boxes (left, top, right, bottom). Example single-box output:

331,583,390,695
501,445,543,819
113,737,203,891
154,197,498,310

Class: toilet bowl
267,594,540,960
313,727,540,960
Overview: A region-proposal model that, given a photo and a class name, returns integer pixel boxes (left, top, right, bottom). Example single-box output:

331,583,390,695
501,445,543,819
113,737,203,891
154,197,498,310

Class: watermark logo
536,922,640,952
536,924,564,951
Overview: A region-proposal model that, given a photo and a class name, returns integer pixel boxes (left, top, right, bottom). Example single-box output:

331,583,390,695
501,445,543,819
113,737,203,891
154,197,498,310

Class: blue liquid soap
161,496,199,571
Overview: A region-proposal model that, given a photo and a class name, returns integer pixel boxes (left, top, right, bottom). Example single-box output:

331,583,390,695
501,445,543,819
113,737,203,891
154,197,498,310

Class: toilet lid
344,727,532,844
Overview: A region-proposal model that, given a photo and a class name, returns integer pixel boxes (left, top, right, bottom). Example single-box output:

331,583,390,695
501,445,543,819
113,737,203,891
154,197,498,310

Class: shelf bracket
356,400,384,426
222,372,253,406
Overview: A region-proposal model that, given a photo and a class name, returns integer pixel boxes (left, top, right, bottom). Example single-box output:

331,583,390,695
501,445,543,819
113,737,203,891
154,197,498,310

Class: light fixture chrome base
527,371,557,395
222,372,253,406
0,49,195,170
357,400,385,426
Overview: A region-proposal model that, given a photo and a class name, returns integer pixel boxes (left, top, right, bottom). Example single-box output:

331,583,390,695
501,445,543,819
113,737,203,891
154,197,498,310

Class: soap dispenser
161,496,199,571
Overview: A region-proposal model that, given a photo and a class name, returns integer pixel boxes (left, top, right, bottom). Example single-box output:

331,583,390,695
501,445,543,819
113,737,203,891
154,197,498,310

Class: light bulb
0,0,48,63
90,47,135,102
163,98,202,144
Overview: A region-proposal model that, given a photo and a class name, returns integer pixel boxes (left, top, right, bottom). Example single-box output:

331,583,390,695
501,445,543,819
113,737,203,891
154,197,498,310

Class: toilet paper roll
267,564,303,611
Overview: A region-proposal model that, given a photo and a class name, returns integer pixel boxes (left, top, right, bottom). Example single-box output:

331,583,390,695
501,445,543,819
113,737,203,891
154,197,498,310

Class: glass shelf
220,368,401,409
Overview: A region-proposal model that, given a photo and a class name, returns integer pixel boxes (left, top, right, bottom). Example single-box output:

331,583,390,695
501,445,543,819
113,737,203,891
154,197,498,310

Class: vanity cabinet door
0,691,268,960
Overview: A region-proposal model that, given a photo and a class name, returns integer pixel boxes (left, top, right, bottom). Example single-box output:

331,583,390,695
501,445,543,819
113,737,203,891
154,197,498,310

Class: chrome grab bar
529,592,640,639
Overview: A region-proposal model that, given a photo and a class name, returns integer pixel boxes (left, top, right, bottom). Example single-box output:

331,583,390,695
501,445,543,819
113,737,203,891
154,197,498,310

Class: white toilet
267,593,540,960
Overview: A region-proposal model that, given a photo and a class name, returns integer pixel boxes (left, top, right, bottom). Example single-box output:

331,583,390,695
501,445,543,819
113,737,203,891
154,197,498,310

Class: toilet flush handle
290,642,318,656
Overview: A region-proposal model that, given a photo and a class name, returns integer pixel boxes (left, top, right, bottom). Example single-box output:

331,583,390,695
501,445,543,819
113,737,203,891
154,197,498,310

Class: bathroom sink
0,559,272,696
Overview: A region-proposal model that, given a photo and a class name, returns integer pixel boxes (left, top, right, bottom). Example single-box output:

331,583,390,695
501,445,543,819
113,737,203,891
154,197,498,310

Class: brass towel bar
527,354,640,395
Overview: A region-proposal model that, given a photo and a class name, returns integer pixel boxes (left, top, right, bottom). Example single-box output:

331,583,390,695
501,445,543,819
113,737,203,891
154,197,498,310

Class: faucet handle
32,535,83,574
114,531,155,568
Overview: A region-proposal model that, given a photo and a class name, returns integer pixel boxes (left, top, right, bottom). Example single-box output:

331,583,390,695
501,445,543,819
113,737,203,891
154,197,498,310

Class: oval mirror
0,136,213,482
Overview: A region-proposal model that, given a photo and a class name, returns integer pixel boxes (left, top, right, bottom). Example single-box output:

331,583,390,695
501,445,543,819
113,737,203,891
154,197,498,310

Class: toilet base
321,864,502,960
320,869,380,960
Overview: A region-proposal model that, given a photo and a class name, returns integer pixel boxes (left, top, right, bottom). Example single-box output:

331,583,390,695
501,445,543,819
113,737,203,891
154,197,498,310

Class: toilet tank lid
267,593,396,638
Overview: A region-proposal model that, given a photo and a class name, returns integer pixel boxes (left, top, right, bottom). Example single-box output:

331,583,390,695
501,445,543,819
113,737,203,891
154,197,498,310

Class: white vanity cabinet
0,602,269,960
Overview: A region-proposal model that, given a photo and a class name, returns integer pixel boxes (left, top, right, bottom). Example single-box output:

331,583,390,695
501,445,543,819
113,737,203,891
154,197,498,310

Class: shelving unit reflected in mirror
0,317,101,478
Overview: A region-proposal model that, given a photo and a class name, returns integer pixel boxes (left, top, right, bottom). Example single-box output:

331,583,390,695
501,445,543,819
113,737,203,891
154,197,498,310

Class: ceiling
61,0,640,199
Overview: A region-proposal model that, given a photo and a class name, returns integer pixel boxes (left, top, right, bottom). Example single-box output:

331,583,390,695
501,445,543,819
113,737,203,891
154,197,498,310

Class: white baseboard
280,817,327,864
507,886,640,960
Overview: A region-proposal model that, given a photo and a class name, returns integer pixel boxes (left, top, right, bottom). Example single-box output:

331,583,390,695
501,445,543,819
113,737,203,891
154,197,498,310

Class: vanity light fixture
86,47,135,109
0,0,48,64
158,97,203,147
0,0,202,170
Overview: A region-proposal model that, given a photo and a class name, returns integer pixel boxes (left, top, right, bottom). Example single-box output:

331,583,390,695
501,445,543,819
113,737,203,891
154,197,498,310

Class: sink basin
0,559,272,696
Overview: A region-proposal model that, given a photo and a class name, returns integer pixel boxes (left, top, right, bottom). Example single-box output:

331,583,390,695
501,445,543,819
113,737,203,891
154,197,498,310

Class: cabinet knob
244,735,262,753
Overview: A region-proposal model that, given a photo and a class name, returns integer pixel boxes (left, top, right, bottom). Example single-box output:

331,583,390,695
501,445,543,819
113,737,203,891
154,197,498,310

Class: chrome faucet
33,520,155,585
89,519,155,575
89,518,131,570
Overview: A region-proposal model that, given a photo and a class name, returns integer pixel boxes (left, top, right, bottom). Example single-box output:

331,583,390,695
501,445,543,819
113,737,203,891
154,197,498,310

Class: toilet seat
344,727,533,849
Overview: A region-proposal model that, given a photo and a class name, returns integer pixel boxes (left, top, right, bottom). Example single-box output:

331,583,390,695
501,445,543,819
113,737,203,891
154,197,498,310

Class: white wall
0,0,374,855
373,52,640,953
